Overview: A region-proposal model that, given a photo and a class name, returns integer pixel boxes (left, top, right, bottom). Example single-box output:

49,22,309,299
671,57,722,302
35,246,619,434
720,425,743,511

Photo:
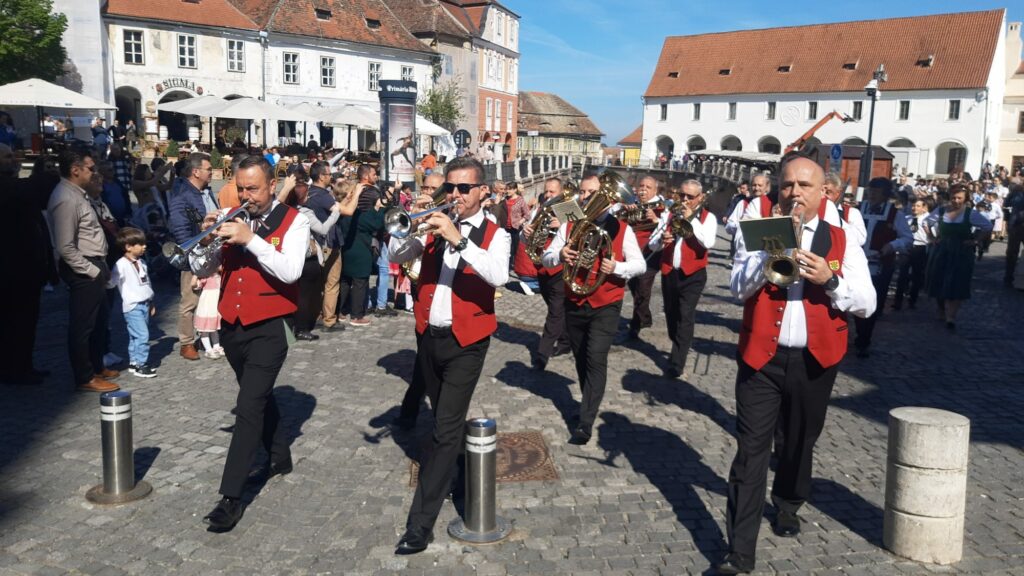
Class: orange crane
784,110,856,154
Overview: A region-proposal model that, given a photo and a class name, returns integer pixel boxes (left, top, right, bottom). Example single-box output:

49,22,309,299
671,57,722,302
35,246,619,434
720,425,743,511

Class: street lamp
860,63,887,195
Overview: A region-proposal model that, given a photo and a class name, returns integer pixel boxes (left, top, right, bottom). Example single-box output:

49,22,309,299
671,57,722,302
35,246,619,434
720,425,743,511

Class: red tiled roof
645,10,1004,98
517,92,603,137
382,0,471,39
440,1,479,35
618,124,642,146
105,0,259,30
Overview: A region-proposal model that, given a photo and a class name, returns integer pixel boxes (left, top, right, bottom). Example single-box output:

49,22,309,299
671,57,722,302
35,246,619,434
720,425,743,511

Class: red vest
414,218,499,347
512,235,541,278
756,195,774,217
565,218,627,309
738,221,848,371
219,204,300,326
660,209,710,275
630,201,667,259
818,201,851,223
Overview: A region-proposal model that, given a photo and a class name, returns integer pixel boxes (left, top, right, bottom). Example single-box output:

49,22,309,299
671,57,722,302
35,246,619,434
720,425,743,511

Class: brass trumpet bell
561,171,635,296
385,201,457,239
163,201,252,270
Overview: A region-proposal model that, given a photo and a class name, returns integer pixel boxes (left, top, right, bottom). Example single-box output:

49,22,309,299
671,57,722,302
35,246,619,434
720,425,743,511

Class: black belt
427,325,453,337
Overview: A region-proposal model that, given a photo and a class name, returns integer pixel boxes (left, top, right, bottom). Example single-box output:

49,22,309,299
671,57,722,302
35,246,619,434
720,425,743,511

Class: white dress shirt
191,200,311,284
741,195,772,220
823,201,868,248
731,215,875,348
906,213,930,246
725,198,749,236
648,210,718,268
389,209,511,328
541,215,646,279
640,196,673,249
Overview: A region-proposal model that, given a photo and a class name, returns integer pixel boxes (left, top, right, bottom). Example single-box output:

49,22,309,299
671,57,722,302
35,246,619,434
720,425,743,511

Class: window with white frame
321,56,335,87
660,104,667,121
728,102,737,121
443,54,453,76
497,58,504,84
124,30,144,65
510,20,517,48
898,100,910,121
485,97,493,131
808,101,818,120
495,98,502,131
947,99,960,121
283,52,299,84
495,12,503,42
508,62,516,92
852,101,863,121
693,103,701,121
767,101,776,120
177,34,197,68
227,39,244,72
401,65,414,82
507,101,513,133
368,61,382,91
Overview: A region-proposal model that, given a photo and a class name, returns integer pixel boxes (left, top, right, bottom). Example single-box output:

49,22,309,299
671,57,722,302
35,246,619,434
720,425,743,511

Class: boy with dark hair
110,227,157,377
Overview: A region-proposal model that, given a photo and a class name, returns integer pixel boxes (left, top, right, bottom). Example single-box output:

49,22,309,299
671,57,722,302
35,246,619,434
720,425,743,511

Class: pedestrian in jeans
110,227,157,377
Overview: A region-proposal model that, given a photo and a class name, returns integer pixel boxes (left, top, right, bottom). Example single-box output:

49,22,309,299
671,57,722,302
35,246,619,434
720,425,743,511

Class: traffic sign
453,129,471,149
830,144,842,163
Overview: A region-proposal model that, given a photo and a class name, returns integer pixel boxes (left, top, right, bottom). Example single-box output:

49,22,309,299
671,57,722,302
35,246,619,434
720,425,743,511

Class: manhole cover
410,430,559,486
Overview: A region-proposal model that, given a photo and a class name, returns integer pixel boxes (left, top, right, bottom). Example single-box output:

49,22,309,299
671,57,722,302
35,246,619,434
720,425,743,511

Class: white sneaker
204,349,220,359
214,345,226,357
104,352,124,367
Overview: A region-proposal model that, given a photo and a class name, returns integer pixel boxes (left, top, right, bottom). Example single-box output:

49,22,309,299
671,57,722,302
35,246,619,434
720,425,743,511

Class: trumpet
763,213,804,286
621,198,670,232
396,186,452,282
525,189,580,265
163,201,252,270
562,172,637,296
385,201,458,239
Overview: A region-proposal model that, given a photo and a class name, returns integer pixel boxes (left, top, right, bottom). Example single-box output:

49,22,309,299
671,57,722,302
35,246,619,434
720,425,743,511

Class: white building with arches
640,10,1010,177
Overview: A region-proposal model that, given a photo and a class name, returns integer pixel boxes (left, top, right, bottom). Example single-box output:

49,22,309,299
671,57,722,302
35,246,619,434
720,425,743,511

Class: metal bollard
447,418,511,543
86,391,152,505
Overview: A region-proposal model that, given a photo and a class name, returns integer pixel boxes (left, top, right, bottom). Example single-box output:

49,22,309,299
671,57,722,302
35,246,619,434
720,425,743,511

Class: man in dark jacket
167,152,217,360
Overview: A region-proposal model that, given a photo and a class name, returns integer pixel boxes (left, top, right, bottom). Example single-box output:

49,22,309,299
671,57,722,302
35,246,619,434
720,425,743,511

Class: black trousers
1005,224,1024,284
661,268,707,373
726,347,838,559
295,256,323,332
506,228,519,271
337,275,368,320
627,265,659,333
406,329,489,532
59,258,109,386
0,283,42,376
894,246,927,308
853,264,895,350
218,316,292,499
537,272,570,361
565,300,621,432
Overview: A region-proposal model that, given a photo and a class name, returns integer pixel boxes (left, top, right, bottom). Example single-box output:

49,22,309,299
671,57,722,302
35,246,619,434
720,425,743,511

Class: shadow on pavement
620,369,735,438
238,385,317,505
134,446,161,483
808,477,885,546
377,349,417,385
593,412,728,568
496,360,577,432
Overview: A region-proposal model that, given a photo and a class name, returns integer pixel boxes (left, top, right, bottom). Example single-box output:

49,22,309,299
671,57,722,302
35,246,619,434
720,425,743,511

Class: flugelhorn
763,213,804,286
385,201,458,239
562,172,637,296
163,201,251,270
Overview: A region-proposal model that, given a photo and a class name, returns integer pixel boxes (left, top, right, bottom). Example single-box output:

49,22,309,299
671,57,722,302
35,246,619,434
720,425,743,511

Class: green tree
417,80,465,132
0,0,68,85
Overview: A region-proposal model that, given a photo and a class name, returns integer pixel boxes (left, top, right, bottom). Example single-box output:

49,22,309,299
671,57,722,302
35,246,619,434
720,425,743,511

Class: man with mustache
718,153,874,574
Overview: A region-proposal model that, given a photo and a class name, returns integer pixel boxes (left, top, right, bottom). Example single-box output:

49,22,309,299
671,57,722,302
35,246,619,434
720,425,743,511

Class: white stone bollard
883,407,970,565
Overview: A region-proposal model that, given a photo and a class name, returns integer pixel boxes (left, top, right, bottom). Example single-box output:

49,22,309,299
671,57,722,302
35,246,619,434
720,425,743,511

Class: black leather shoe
568,426,592,445
325,324,346,333
772,510,801,537
716,552,754,574
203,497,244,532
551,345,571,358
395,527,434,555
392,415,416,431
664,367,682,379
531,356,548,371
294,331,319,341
268,457,293,479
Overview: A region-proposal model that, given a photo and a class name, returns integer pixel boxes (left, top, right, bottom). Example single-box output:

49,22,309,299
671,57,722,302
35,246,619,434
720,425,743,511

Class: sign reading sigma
155,78,204,95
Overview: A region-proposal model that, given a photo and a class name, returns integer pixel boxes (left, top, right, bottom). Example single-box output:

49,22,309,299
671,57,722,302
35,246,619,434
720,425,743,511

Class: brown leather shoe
180,344,200,361
77,377,120,393
95,368,120,379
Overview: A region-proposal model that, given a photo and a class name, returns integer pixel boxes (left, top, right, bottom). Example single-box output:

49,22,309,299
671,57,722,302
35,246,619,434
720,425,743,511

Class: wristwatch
453,237,469,252
824,273,840,291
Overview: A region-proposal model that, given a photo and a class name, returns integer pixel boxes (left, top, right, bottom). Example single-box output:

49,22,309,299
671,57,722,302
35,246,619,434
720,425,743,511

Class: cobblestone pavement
1,233,1022,576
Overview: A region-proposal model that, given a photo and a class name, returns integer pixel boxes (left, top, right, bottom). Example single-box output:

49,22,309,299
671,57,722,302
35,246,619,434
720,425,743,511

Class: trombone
163,201,251,270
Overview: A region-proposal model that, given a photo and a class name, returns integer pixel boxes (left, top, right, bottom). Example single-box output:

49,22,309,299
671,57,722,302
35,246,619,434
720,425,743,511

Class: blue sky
513,1,1024,146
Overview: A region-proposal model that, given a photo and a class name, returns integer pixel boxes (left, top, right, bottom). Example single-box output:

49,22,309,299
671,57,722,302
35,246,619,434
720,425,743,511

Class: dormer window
842,61,857,70
719,68,731,76
916,54,934,68
777,64,791,73
667,71,679,78
315,8,331,20
366,18,381,30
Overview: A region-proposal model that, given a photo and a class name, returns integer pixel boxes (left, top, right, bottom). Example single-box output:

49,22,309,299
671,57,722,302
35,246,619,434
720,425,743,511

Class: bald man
719,153,874,574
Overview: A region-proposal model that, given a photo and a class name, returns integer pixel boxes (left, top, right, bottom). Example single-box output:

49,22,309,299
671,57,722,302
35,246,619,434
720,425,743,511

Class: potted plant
210,147,224,180
165,140,180,159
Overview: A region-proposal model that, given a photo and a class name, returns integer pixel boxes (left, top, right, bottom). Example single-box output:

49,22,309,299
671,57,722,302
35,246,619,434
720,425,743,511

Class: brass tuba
762,214,804,286
525,188,579,265
561,172,637,296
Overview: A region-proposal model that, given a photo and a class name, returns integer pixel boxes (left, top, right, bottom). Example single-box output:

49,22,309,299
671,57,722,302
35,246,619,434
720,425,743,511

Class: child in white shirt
110,227,157,378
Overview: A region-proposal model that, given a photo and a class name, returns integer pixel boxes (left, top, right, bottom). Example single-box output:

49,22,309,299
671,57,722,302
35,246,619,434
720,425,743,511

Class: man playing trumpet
388,157,510,554
521,177,571,370
648,179,716,379
718,154,874,574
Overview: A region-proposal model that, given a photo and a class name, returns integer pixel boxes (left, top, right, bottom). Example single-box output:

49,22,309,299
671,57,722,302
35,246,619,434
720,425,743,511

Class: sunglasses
439,182,483,195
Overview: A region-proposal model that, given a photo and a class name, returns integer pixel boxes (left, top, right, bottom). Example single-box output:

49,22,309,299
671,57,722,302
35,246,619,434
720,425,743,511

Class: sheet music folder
549,199,585,223
739,216,798,251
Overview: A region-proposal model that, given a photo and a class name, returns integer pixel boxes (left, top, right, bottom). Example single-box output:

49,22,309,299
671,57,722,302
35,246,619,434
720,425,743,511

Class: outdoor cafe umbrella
0,78,116,143
158,95,231,144
289,102,323,146
314,104,379,150
416,115,450,137
203,97,320,147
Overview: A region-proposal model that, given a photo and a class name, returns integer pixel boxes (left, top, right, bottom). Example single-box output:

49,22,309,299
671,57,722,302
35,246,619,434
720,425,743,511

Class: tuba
561,172,637,296
525,188,579,265
763,213,804,286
